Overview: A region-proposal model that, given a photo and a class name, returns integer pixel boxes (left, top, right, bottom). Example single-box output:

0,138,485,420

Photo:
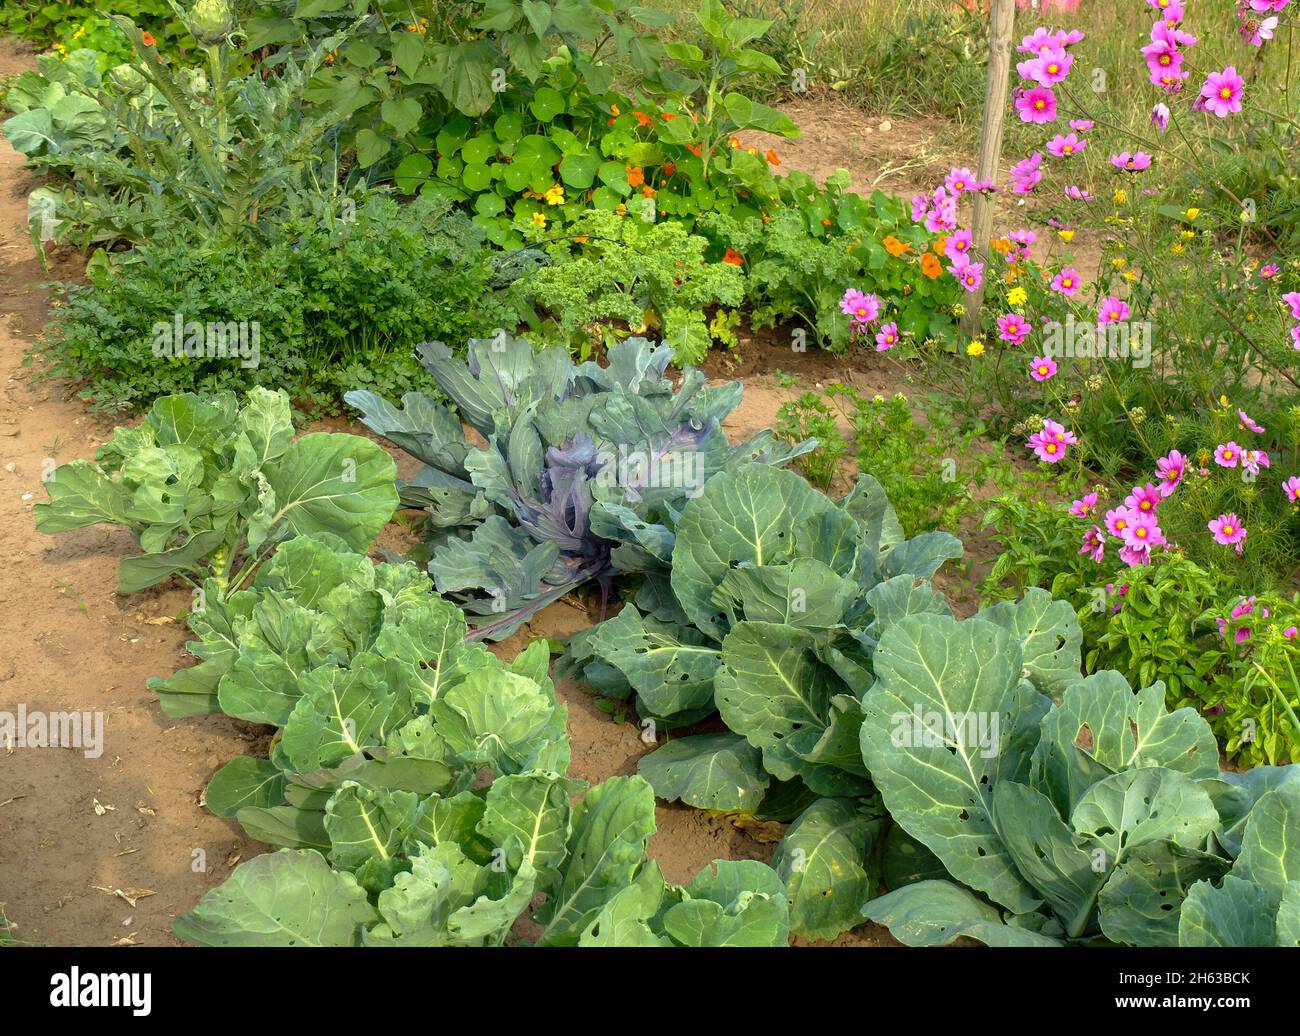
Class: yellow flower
72,24,86,39
1007,286,1028,306
1218,394,1230,407
1183,207,1200,220
1057,229,1075,242
544,184,565,206
1123,270,1138,282
1170,242,1184,255
1113,189,1127,204
1111,257,1127,269
1179,229,1194,239
614,203,627,217
531,211,547,228
966,340,985,357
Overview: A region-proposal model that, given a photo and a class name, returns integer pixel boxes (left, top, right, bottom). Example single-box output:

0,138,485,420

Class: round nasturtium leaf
461,163,493,192
502,160,535,192
393,153,433,194
494,111,524,144
591,186,622,210
460,134,497,167
529,86,566,122
558,152,599,189
474,192,507,217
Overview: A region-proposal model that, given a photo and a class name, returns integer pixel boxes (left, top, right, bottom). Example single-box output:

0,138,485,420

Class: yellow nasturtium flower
966,340,985,357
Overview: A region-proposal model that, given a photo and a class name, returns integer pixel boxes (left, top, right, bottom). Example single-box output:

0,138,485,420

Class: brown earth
0,44,1005,947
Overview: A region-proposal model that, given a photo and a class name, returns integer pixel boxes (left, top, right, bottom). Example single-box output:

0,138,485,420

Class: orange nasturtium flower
641,185,656,198
685,143,702,156
661,112,677,121
990,237,1013,255
920,252,942,279
765,148,780,165
626,165,645,188
632,111,652,128
883,235,913,257
728,136,742,148
141,30,157,46
723,248,744,266
932,235,948,257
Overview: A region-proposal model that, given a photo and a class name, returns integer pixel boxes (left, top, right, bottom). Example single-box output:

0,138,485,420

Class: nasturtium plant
35,388,398,596
345,334,811,640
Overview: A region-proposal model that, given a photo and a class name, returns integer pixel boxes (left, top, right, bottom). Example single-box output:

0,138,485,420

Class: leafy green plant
563,463,982,937
863,661,1300,948
512,207,745,362
346,334,812,640
34,388,398,596
1,0,191,60
35,194,514,412
774,391,844,490
166,535,789,946
4,11,364,246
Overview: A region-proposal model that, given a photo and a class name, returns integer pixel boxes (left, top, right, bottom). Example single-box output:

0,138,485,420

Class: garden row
32,338,1300,946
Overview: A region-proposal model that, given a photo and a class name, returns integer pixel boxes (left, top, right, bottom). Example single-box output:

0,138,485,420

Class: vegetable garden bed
2,0,1300,954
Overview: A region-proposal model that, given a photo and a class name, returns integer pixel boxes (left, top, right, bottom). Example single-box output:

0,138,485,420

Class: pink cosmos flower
998,312,1032,345
1152,20,1197,47
1238,408,1265,434
1070,492,1099,518
1151,103,1170,132
1242,449,1271,476
1111,151,1153,171
1292,325,1300,350
840,289,881,323
1097,297,1131,324
1250,1,1291,12
954,262,984,293
1241,14,1279,46
1142,39,1183,76
1050,267,1082,297
945,167,976,194
1016,86,1058,124
1155,449,1186,496
1260,264,1279,279
1283,292,1300,319
1018,49,1074,87
1105,506,1133,539
1047,131,1090,161
1214,441,1242,468
1064,185,1093,201
910,194,929,223
1070,118,1094,133
1284,475,1300,502
1124,482,1162,518
949,229,974,255
1118,543,1150,568
1197,67,1245,117
1079,525,1105,562
1028,432,1065,463
875,322,900,352
1043,419,1077,445
1008,152,1044,194
1121,511,1165,551
1152,68,1190,93
1208,513,1247,552
1029,355,1057,382
1286,626,1299,639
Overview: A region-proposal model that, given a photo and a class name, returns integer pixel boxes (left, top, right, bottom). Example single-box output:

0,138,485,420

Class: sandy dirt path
0,38,256,947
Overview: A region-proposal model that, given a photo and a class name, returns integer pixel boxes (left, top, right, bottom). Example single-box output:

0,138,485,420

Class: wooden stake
961,0,1016,339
